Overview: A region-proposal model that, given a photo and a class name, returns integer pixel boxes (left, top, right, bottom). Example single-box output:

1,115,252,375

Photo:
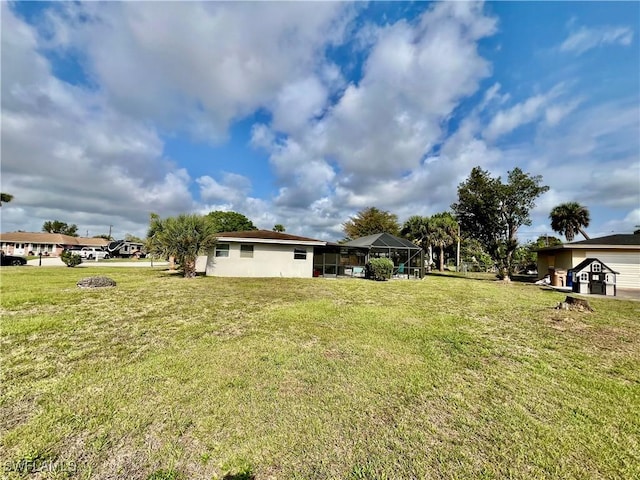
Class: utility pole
108,225,113,240
456,224,461,272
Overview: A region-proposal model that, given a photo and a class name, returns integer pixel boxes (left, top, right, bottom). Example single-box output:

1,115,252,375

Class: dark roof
567,234,640,246
537,233,640,252
572,258,619,274
216,229,325,243
343,232,420,250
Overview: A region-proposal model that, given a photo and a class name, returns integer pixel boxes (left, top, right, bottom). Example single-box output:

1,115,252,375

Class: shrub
366,257,394,281
61,250,82,267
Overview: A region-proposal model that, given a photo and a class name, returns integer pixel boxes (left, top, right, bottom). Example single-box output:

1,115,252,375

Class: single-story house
537,234,640,289
0,232,109,257
206,230,326,278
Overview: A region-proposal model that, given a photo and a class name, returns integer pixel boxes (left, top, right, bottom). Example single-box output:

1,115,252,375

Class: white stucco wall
205,242,315,277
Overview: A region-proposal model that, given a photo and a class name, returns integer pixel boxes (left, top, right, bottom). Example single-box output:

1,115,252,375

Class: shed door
587,252,640,289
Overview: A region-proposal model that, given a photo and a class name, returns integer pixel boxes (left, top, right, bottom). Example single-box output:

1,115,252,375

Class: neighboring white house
0,232,109,257
206,230,327,278
537,233,640,289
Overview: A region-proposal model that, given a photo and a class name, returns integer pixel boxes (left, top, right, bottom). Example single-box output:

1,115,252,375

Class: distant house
537,234,640,290
0,232,109,257
206,230,326,278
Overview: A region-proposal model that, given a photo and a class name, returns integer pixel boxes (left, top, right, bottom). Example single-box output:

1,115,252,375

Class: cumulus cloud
2,2,637,243
1,3,194,237
560,25,634,55
197,173,252,204
40,1,353,142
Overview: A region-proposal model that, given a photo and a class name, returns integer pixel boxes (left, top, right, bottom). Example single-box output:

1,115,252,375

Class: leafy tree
460,238,493,271
429,212,459,272
125,233,145,243
272,224,286,232
0,193,14,206
532,235,563,249
549,202,590,242
146,213,218,278
42,220,79,237
205,211,257,233
93,234,113,241
401,215,430,250
343,207,400,240
452,166,549,280
512,235,564,273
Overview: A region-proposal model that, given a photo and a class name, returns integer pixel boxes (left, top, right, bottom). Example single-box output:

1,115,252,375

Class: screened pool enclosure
313,233,424,278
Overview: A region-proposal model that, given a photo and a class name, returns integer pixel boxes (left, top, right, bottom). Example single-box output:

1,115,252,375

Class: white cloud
560,25,634,55
2,2,637,243
40,2,354,142
197,173,252,204
1,3,194,238
483,94,548,141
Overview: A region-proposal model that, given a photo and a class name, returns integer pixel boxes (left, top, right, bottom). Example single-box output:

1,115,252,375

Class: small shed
571,258,618,296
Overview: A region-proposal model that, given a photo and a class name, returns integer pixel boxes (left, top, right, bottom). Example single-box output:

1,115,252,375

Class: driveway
27,258,169,268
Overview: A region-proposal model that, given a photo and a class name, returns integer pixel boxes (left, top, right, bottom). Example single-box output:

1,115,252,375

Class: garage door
587,252,640,289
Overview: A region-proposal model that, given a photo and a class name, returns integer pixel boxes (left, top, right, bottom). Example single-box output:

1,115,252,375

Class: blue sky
2,1,638,242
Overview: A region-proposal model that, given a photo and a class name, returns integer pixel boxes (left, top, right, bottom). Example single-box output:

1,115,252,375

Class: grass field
1,267,638,479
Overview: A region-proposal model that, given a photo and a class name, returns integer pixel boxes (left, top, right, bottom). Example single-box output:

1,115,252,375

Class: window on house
240,245,254,258
215,244,230,257
580,273,588,282
592,262,601,273
294,248,307,260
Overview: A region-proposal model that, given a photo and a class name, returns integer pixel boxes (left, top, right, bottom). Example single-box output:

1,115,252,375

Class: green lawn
1,267,638,479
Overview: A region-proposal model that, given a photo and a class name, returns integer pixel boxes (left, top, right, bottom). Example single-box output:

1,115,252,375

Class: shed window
215,244,230,257
240,245,254,258
580,273,588,282
294,248,307,260
592,262,601,273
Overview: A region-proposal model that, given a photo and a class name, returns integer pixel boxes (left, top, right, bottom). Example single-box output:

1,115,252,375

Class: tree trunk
439,243,445,272
183,258,197,278
578,227,590,240
169,256,176,270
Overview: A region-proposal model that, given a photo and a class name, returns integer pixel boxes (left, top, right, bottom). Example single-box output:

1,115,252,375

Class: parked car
79,247,109,260
1,252,27,266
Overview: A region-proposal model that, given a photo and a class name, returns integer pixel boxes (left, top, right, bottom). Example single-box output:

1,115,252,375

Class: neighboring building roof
215,230,326,246
537,234,640,253
344,232,420,250
572,258,619,274
0,231,109,247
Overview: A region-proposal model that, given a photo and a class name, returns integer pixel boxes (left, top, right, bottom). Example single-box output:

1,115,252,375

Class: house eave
215,237,326,247
537,244,640,253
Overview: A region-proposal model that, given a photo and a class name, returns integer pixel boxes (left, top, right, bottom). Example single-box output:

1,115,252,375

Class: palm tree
146,213,218,278
429,212,459,272
401,215,432,266
0,193,14,206
549,202,591,242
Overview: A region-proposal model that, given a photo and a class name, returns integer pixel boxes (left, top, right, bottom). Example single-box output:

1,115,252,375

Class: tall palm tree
549,202,591,242
0,193,14,206
401,215,433,267
429,212,459,272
